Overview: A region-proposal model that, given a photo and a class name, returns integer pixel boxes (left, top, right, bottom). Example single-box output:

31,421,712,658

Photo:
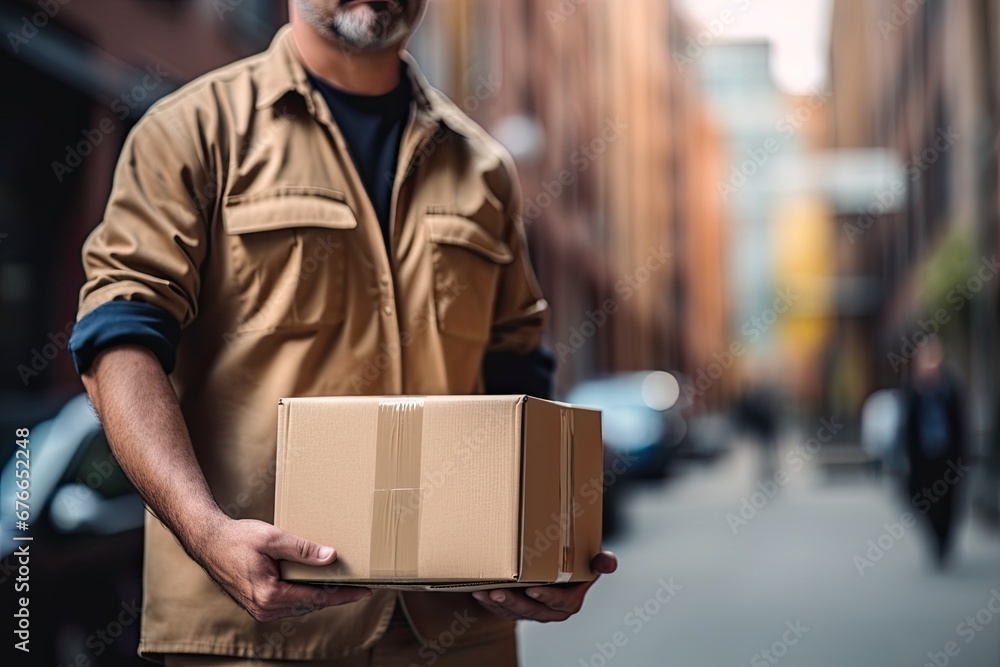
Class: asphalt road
519,439,1000,667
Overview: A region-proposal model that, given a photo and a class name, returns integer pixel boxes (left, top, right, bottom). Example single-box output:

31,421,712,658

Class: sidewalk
519,437,1000,667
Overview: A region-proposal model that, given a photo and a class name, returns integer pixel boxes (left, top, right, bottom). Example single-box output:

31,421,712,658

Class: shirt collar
256,25,455,133
255,25,312,110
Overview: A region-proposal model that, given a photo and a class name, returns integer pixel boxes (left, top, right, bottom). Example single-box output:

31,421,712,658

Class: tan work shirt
76,24,547,661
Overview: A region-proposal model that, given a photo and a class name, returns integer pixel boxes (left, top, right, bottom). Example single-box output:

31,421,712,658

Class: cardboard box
273,395,603,590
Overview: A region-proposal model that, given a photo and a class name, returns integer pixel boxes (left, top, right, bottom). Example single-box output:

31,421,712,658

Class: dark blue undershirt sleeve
481,346,556,400
71,299,552,395
69,300,181,375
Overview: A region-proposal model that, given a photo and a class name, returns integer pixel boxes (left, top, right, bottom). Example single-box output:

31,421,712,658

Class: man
69,1,615,664
901,338,966,568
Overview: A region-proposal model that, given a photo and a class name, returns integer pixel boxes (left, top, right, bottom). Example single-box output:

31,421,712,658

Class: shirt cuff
482,346,555,399
69,300,181,375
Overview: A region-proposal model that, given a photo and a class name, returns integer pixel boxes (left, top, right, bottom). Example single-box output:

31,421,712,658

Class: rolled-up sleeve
74,107,211,369
69,300,181,375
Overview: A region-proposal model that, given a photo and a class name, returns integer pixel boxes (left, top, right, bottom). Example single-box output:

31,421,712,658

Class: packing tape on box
557,407,576,583
370,398,424,578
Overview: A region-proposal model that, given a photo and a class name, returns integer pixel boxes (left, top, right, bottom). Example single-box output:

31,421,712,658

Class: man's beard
299,0,413,52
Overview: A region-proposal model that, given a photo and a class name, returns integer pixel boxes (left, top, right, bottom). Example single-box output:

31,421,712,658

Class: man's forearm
80,344,368,620
81,344,226,547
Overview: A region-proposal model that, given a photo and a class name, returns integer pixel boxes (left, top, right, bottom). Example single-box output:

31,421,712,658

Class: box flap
518,397,603,584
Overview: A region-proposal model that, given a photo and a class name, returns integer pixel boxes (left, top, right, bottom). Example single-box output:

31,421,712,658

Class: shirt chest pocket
425,213,513,344
222,188,356,334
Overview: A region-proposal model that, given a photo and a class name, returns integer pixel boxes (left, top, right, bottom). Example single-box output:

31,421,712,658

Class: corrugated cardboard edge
567,403,603,582
516,395,527,584
274,398,291,536
557,406,575,583
518,396,558,583
290,580,529,591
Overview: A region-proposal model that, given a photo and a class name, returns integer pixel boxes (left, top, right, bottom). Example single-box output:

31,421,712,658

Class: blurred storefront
410,0,729,401
4,0,732,411
692,38,840,411
0,0,286,428
829,0,1000,518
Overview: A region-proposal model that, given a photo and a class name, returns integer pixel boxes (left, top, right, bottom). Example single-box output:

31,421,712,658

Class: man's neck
290,19,402,95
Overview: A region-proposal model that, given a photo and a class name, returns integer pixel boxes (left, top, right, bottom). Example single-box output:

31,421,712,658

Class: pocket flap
424,214,513,264
224,188,358,234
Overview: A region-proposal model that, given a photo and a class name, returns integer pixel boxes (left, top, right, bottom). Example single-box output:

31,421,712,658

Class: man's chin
331,15,409,52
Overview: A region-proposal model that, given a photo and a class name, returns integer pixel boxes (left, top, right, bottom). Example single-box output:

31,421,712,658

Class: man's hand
187,516,372,623
82,346,371,624
471,551,617,622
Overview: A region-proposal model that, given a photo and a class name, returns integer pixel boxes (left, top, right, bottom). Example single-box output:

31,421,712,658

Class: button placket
380,275,394,317
310,92,404,392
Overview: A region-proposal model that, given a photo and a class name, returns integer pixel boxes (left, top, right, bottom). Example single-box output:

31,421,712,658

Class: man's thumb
265,529,337,565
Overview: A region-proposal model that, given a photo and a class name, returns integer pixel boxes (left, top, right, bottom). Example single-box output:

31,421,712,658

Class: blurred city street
2,0,999,664
522,437,1000,667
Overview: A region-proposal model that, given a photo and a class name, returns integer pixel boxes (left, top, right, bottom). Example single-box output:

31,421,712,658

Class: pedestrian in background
902,338,966,568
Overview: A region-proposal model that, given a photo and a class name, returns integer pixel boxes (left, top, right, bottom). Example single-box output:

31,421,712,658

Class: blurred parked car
566,371,686,538
1,394,145,667
567,370,686,481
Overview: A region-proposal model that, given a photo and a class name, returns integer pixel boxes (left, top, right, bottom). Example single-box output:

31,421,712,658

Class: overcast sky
674,0,834,95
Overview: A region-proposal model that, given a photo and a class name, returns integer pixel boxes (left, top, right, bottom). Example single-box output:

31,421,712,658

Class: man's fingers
262,528,337,566
256,582,371,620
591,551,618,575
282,582,372,609
472,591,520,620
472,591,529,621
523,551,613,609
524,582,587,612
484,589,571,622
332,586,374,605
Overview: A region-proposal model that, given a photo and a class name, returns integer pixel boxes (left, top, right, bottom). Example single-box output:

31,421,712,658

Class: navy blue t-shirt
307,68,412,250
